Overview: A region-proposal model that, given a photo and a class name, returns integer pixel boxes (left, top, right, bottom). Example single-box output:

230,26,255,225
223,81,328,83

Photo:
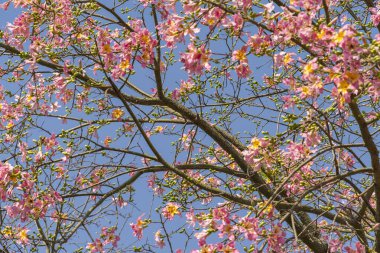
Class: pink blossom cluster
86,227,120,253
185,206,286,253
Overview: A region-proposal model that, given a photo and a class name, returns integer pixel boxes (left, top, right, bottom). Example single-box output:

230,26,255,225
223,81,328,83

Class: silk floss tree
0,0,379,252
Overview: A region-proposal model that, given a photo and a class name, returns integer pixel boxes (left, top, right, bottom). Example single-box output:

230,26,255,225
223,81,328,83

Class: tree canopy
0,0,379,252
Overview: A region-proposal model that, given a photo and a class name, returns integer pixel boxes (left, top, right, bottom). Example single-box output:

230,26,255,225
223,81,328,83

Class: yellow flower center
136,219,146,227
103,44,112,53
112,108,124,119
119,60,131,71
167,205,179,216
155,126,164,132
6,121,14,129
301,86,311,96
317,29,326,40
333,30,345,44
303,62,314,75
283,53,292,65
251,138,261,149
337,79,350,93
19,229,28,241
234,50,246,61
2,227,13,237
141,34,150,44
345,71,360,82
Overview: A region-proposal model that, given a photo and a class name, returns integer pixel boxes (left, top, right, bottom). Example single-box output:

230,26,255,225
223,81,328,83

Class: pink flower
171,88,181,100
112,196,128,208
45,134,58,151
345,242,366,253
180,80,194,93
238,216,259,241
55,166,66,179
162,202,181,220
281,95,295,109
147,173,156,189
186,208,197,227
104,136,112,147
194,230,208,247
101,227,120,247
216,242,239,253
18,142,28,162
202,7,224,28
130,215,146,239
370,8,380,26
183,1,199,14
158,14,200,48
123,123,134,132
232,0,253,9
267,224,286,252
153,186,164,195
274,52,295,68
86,238,104,253
34,150,45,163
180,44,211,75
6,13,31,48
17,228,29,245
232,46,248,63
328,238,342,252
217,217,233,239
53,73,68,90
53,191,63,202
231,14,244,31
302,59,318,79
155,230,165,248
300,131,321,147
0,1,10,10
212,207,229,220
339,151,355,168
235,63,252,78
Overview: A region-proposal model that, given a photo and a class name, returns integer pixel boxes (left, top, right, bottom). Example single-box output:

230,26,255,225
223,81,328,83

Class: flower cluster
86,227,120,253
